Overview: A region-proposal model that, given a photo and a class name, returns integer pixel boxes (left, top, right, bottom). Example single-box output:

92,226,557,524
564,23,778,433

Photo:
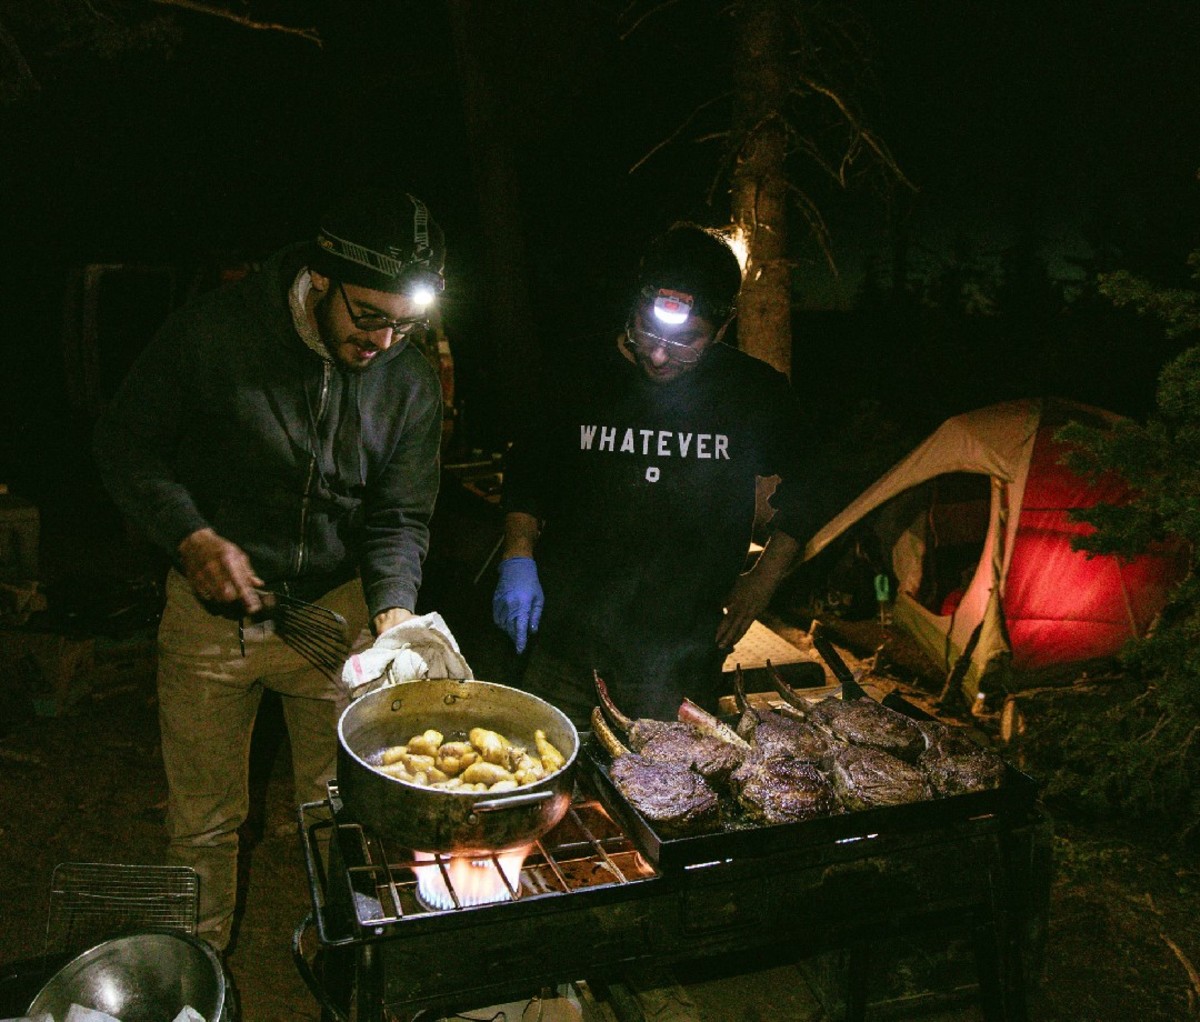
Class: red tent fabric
1004,408,1179,671
804,398,1187,694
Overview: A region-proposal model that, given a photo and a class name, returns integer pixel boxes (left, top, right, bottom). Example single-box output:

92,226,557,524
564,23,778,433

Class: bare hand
716,570,775,650
178,528,264,613
374,607,415,636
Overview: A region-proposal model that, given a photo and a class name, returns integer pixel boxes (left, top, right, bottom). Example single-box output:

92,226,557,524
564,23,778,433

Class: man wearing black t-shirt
492,224,820,725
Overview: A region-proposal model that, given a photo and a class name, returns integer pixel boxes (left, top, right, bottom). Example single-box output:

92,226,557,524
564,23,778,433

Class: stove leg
973,910,1027,1022
357,943,385,1022
844,943,869,1022
601,964,701,1022
317,947,355,1022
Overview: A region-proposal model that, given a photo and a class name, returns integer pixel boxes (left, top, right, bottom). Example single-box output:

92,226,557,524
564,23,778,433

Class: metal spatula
256,588,350,679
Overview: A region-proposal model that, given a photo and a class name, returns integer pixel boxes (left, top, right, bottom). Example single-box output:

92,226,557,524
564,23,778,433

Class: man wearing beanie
94,188,446,952
493,223,824,726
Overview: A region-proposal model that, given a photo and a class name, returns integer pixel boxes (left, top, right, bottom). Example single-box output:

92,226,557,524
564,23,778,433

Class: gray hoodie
93,243,443,617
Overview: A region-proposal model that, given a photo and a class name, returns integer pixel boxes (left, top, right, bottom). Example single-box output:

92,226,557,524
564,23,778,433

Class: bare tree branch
794,73,915,191
629,91,728,174
1159,929,1200,1002
0,20,40,99
149,0,322,46
785,122,845,185
618,0,686,42
705,131,741,207
786,181,836,273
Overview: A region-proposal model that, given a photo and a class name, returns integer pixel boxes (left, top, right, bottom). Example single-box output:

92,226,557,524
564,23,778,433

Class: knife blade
809,620,868,700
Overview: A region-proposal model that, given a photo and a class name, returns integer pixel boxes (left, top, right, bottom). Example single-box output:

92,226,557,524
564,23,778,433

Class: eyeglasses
624,319,707,364
338,283,427,335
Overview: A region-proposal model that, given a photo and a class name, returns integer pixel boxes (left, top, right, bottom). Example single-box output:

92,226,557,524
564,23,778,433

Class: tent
803,398,1187,701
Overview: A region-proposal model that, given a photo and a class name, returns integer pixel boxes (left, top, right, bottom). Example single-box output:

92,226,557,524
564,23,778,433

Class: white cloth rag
340,611,473,696
63,1006,122,1022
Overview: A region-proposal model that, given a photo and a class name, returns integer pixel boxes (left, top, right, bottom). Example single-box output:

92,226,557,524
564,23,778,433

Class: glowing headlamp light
410,282,436,309
651,288,694,326
405,268,445,310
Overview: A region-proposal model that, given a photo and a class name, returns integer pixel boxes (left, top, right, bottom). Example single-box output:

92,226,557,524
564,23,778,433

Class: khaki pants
157,569,371,950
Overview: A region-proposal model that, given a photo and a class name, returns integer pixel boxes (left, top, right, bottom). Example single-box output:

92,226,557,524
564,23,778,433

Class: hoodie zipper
295,361,333,576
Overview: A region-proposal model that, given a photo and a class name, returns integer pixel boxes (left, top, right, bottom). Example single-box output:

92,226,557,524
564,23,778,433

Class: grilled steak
594,672,748,785
915,719,1007,796
636,722,746,786
591,706,722,835
730,754,840,824
823,744,932,810
624,717,684,750
922,749,1007,796
914,718,986,758
609,754,721,835
736,705,837,763
809,697,926,763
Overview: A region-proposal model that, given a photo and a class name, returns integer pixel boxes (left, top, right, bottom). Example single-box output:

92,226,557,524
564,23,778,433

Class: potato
469,727,513,766
435,741,479,777
535,730,566,773
461,761,517,786
406,729,444,758
512,751,546,786
381,744,409,766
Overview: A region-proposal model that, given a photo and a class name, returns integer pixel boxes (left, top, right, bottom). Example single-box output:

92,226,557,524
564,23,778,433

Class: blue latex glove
492,556,544,654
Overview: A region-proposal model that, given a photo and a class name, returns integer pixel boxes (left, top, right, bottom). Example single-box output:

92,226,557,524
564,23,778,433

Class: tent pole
1115,557,1139,637
938,619,984,711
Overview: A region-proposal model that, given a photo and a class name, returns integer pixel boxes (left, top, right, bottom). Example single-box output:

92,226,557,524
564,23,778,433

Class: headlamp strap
317,194,438,281
319,231,417,280
410,195,431,262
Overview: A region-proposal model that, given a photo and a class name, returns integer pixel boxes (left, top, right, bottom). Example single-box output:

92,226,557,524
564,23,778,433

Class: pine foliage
1048,246,1200,842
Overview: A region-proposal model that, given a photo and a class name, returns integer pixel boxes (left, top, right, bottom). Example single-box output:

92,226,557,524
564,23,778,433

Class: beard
313,290,341,361
314,288,374,372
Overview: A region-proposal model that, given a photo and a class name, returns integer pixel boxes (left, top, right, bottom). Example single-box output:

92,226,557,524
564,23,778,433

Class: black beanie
636,224,742,322
309,188,446,293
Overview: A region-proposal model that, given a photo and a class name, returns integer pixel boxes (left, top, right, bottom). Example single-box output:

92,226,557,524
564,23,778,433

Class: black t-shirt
503,334,819,718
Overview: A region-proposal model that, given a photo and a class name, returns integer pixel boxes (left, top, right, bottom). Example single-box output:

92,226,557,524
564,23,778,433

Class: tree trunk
730,0,792,378
447,1,539,441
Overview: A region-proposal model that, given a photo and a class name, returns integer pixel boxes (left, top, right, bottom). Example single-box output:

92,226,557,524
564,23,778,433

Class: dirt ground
1,483,1199,1021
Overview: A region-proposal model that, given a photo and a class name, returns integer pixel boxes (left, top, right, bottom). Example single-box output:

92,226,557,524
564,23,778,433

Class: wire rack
44,862,199,956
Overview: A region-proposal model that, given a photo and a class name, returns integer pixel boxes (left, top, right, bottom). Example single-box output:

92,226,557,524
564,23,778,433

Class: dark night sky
5,3,1195,284
797,2,1200,303
2,0,1199,489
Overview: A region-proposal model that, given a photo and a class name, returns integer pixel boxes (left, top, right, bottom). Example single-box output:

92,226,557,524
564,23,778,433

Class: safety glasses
623,319,707,364
338,283,428,335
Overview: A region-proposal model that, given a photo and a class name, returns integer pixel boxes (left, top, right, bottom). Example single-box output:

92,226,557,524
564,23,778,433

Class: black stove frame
294,775,1050,1022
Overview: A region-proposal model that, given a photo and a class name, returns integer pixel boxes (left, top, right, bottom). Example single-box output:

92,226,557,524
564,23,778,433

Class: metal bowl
28,930,228,1022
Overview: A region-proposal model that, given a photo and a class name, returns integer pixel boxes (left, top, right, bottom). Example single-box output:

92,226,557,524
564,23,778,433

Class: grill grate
45,862,199,956
300,796,657,940
326,798,658,930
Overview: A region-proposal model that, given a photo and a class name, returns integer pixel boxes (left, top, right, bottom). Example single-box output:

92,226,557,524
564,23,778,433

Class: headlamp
650,288,694,326
404,267,445,310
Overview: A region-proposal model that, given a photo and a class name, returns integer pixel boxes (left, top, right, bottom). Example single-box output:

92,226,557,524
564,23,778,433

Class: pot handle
472,789,556,812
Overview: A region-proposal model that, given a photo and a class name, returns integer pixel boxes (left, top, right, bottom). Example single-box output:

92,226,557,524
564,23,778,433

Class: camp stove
294,757,1051,1022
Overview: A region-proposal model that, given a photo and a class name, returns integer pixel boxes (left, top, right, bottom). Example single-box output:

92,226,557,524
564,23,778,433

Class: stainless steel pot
336,678,579,854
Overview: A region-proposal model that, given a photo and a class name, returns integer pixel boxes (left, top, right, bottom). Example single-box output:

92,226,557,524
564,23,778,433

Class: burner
412,846,531,910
